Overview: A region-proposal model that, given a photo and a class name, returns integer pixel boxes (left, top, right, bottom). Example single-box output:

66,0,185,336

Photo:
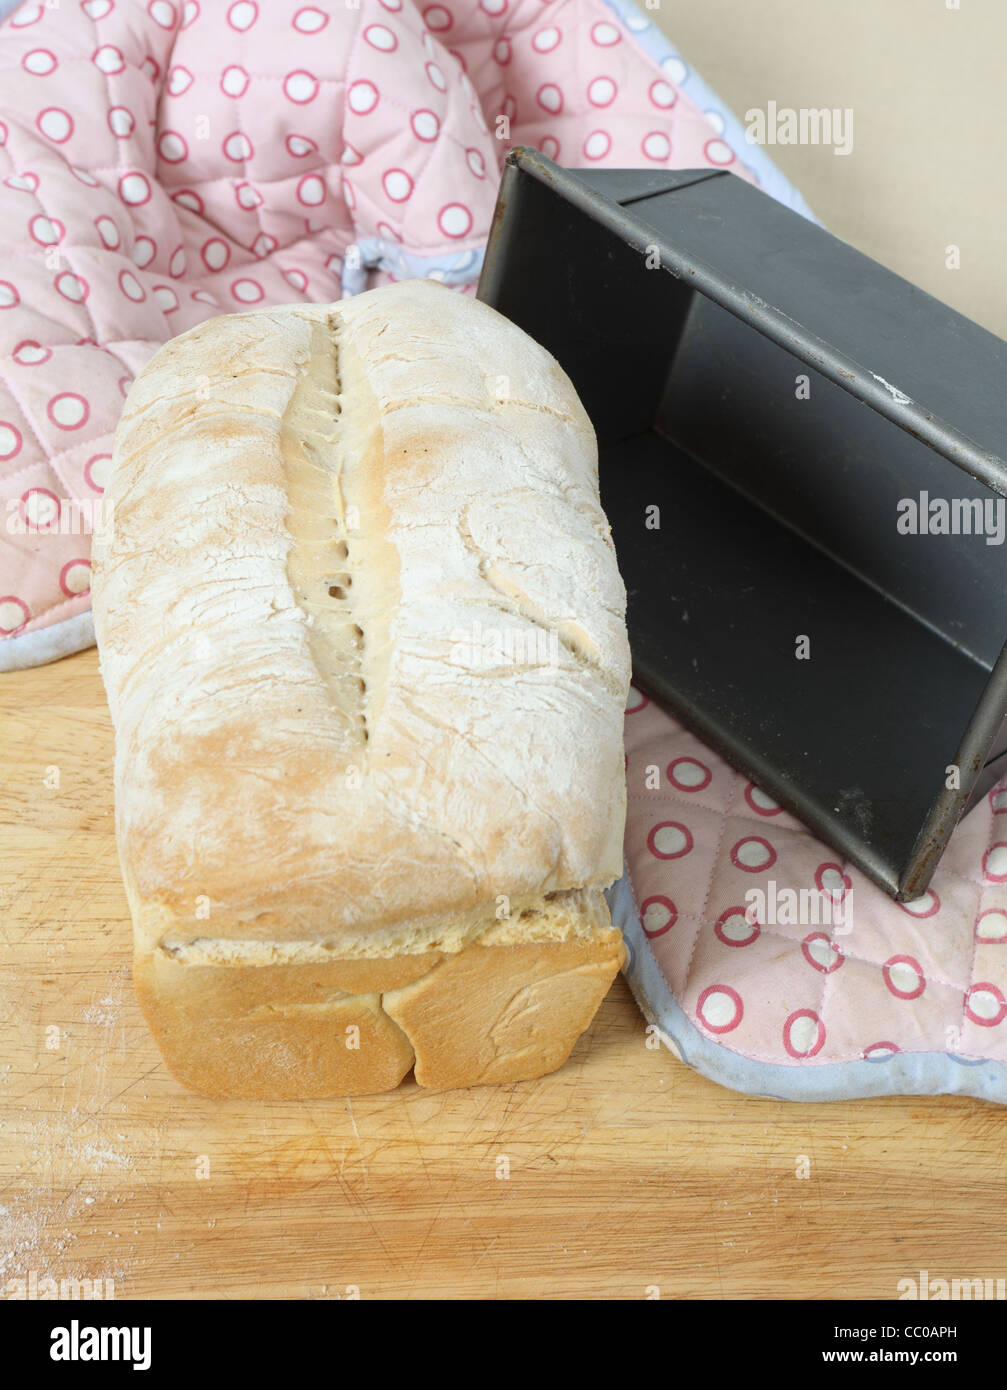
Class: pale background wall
652,0,1007,340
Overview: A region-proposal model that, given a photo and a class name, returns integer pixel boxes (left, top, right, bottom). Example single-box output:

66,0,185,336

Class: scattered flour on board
0,972,161,1287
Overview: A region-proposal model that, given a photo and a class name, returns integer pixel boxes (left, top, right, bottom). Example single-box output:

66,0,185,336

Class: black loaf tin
477,147,1007,902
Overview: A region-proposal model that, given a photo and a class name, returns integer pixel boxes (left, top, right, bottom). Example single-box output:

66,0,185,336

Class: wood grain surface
1,647,1006,1300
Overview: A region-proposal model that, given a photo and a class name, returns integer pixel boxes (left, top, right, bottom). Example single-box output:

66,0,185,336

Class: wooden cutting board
2,646,1006,1300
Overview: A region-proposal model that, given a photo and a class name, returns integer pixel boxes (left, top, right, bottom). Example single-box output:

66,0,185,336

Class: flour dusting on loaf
92,280,631,1098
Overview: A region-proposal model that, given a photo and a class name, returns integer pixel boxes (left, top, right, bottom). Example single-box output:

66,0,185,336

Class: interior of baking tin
480,166,1006,896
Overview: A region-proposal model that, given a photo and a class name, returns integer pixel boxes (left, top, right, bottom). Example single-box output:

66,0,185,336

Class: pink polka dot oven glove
611,690,1007,1103
0,0,769,668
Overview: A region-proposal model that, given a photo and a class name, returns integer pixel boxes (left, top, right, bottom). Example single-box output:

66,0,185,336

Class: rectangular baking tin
478,147,1007,901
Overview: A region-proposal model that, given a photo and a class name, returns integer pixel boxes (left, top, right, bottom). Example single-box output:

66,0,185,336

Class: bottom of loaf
134,898,626,1099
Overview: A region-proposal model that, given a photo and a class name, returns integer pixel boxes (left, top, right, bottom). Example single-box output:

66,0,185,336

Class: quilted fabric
0,0,767,662
610,688,1007,1102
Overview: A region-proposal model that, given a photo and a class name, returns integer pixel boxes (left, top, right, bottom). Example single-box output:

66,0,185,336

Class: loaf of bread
91,279,631,1099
